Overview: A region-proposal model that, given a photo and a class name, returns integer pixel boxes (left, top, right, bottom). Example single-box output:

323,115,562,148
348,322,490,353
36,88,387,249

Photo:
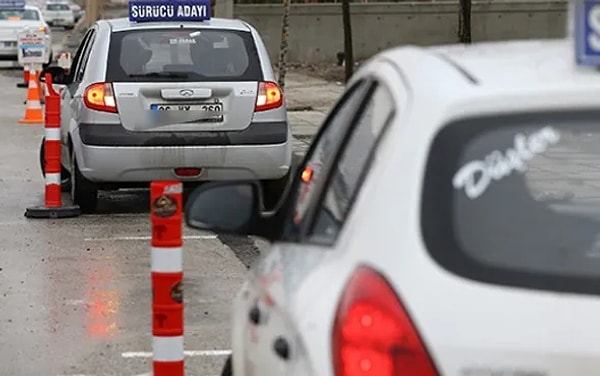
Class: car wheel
259,154,299,211
43,52,53,69
39,138,71,192
261,170,291,212
70,150,98,214
221,355,232,376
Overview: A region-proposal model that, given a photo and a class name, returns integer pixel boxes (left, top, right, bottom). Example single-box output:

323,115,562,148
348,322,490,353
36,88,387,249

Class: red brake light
174,168,202,177
254,81,283,112
333,265,438,376
84,83,117,113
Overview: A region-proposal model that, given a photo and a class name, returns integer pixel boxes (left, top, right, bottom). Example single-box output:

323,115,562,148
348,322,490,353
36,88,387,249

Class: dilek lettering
130,4,208,19
452,126,561,200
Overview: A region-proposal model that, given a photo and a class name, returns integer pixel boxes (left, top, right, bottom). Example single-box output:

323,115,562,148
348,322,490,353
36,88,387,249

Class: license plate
151,103,223,112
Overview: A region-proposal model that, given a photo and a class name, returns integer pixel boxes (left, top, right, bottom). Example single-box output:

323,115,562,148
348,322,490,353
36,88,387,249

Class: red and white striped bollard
150,181,185,375
44,72,61,208
24,73,81,218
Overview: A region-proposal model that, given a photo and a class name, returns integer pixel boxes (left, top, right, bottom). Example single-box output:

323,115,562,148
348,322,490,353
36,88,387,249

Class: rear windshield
46,3,70,10
0,9,40,20
421,110,600,294
106,28,263,83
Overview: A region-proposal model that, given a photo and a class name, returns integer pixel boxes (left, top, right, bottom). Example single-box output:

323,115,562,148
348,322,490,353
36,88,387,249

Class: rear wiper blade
128,72,189,78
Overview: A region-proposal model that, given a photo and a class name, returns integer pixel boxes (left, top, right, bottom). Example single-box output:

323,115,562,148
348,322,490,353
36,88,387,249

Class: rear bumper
48,19,75,26
73,122,292,183
79,121,288,147
0,44,52,62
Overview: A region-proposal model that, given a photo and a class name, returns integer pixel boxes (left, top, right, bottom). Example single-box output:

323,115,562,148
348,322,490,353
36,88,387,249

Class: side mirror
40,66,68,84
185,181,265,235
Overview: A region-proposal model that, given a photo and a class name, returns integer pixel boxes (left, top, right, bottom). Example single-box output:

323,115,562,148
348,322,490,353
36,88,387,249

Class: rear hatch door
417,110,600,375
108,27,263,132
44,3,70,22
0,8,44,44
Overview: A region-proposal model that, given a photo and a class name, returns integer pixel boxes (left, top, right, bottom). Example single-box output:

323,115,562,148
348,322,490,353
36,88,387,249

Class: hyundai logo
179,89,194,97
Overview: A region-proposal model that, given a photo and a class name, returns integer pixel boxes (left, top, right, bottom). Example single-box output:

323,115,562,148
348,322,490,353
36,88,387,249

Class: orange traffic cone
19,70,44,124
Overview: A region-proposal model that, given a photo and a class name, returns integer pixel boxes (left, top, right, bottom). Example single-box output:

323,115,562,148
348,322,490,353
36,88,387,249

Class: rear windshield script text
452,126,561,200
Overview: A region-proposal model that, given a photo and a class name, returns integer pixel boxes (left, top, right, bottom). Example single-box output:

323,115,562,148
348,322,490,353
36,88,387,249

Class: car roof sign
0,0,25,8
129,0,211,23
574,0,600,66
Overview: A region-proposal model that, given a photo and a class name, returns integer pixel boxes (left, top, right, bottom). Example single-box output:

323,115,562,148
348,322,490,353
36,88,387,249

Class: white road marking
132,374,218,376
65,299,85,306
84,214,146,218
134,374,219,376
122,349,231,358
84,235,217,241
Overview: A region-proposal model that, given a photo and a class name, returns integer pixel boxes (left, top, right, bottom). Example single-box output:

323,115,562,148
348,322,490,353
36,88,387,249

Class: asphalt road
0,26,266,376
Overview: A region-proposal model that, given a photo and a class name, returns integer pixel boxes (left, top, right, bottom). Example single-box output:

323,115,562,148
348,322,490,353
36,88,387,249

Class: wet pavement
0,27,254,376
0,19,339,375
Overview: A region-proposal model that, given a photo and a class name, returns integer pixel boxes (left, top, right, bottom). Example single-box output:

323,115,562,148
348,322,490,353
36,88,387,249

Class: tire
259,154,299,211
261,170,291,212
43,52,53,69
221,355,232,376
39,138,71,192
70,151,98,214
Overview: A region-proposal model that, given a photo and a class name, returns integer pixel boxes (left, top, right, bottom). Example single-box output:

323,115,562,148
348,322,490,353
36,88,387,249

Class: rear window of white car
46,3,69,10
0,8,40,20
421,110,600,294
106,28,263,83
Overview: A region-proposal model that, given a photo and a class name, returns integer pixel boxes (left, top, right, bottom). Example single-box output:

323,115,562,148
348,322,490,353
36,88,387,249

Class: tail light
84,83,117,113
174,168,202,177
332,265,438,376
38,25,48,33
254,81,283,112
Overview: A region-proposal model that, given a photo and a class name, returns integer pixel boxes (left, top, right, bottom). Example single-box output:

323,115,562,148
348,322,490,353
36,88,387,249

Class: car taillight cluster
332,265,438,376
84,82,117,113
254,81,283,112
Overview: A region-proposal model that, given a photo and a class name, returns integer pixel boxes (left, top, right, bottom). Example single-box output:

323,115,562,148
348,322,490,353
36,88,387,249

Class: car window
282,80,375,238
74,30,95,82
67,28,93,82
46,3,69,10
105,28,263,82
0,9,40,20
422,110,600,295
309,83,395,244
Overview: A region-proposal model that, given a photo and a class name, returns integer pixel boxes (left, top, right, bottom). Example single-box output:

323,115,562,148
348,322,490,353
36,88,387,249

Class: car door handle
248,305,261,325
273,336,290,360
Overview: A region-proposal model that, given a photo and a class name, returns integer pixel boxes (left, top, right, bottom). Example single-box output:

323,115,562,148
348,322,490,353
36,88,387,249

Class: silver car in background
41,17,292,214
42,1,75,29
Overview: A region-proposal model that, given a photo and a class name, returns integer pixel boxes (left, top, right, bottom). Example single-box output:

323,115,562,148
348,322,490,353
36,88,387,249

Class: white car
42,0,74,29
0,1,51,66
46,0,82,22
185,1,600,376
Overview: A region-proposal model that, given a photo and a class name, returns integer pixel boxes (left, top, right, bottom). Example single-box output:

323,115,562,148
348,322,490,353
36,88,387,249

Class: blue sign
575,0,600,66
129,0,211,23
0,0,25,8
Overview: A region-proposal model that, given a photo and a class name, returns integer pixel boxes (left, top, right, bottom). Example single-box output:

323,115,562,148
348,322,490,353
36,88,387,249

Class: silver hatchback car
41,17,292,213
